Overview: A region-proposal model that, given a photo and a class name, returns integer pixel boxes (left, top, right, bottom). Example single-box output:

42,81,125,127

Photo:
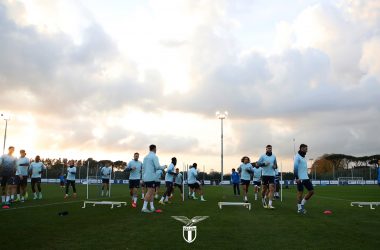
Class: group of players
0,143,314,214
233,144,314,213
0,146,79,209
97,144,206,213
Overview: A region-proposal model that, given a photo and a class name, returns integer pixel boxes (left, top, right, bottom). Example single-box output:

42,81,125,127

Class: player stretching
238,156,254,203
100,162,112,197
29,155,46,200
252,163,262,201
64,160,77,199
257,145,278,209
294,144,314,214
187,163,206,201
173,168,183,196
141,145,166,213
127,153,142,208
0,146,17,208
159,157,177,205
16,150,30,202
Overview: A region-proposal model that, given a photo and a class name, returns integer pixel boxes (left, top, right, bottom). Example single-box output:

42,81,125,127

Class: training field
1,184,380,250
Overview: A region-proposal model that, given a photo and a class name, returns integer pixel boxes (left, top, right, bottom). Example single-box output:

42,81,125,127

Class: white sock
192,192,195,197
142,193,145,199
133,197,137,203
1,196,5,203
34,192,37,197
160,197,164,202
6,196,10,202
255,193,257,199
269,199,273,206
165,197,169,202
244,196,247,201
201,195,205,200
301,198,307,206
150,202,154,210
298,203,302,210
143,201,148,209
17,194,20,199
11,195,14,200
101,190,104,196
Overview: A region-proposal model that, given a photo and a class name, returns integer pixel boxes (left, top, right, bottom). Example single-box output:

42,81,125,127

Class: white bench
350,202,380,210
218,202,251,210
82,201,127,209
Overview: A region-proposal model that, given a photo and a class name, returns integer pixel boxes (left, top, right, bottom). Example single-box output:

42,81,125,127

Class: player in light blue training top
100,162,112,197
64,160,77,199
238,156,254,203
141,145,166,213
257,145,278,209
252,164,262,201
173,168,183,196
126,153,142,208
187,163,206,201
159,157,177,205
16,149,30,202
294,144,314,214
0,146,17,207
29,155,46,200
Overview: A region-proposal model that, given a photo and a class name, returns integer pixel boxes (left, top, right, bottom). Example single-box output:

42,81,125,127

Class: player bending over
64,160,77,199
294,144,314,214
238,156,254,203
100,162,112,197
159,157,177,205
252,163,262,201
29,155,46,200
187,163,206,201
257,145,278,209
141,144,166,213
16,149,30,202
127,153,142,208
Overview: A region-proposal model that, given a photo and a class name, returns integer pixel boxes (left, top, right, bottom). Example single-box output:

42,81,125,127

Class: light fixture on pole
1,113,10,155
216,111,228,183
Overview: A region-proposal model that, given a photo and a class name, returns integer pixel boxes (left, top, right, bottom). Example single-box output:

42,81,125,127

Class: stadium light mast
1,113,10,155
216,111,228,183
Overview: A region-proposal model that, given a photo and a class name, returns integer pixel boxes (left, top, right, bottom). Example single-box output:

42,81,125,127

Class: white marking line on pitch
315,195,354,202
0,196,126,212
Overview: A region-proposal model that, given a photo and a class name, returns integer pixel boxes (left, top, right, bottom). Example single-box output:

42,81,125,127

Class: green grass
1,184,380,249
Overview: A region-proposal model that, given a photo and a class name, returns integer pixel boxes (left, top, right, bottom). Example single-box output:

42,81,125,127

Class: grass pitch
1,184,380,249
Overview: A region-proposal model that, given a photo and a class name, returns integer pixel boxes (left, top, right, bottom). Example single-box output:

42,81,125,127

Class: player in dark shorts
1,146,17,208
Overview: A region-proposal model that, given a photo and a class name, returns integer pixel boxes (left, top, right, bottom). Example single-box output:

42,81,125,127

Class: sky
0,0,379,173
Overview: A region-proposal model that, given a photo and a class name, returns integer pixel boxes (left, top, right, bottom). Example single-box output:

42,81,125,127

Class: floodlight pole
216,111,228,183
2,114,9,155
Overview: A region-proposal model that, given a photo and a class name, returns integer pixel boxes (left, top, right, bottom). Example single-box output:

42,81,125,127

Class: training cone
323,210,332,215
155,209,163,213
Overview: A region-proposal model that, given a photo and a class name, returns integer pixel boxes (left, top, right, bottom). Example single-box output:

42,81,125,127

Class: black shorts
145,181,156,188
262,176,275,185
31,178,41,185
20,176,28,185
188,183,200,189
129,179,140,189
102,179,110,184
1,176,10,187
155,182,161,188
165,181,173,188
241,179,250,186
7,176,18,186
297,179,314,192
253,181,261,186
